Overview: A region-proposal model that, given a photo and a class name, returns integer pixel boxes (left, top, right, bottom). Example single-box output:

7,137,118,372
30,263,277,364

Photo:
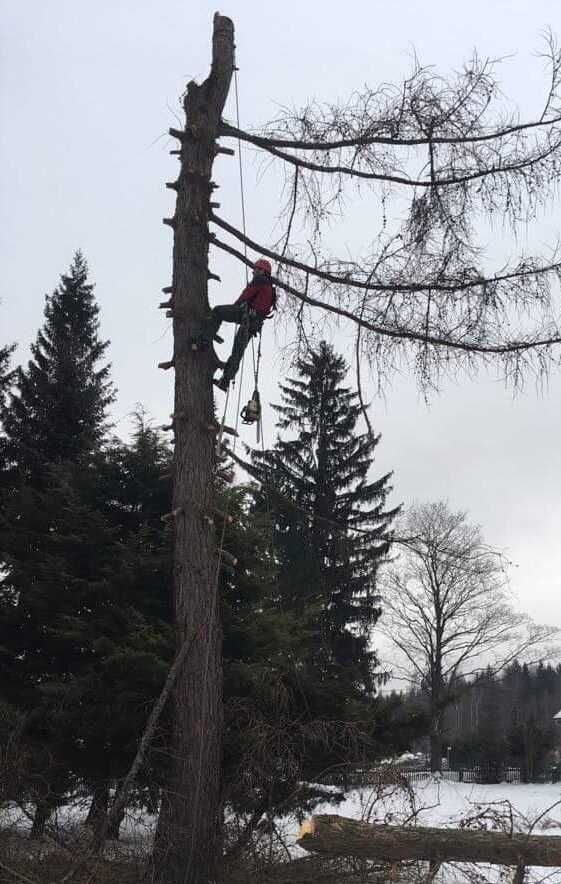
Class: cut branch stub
162,507,184,523
203,422,238,438
214,145,235,157
169,127,193,142
219,549,238,567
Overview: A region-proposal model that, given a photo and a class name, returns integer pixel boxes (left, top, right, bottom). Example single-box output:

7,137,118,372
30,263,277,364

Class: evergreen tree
0,343,15,415
1,252,113,482
0,254,114,832
0,342,16,503
252,341,398,698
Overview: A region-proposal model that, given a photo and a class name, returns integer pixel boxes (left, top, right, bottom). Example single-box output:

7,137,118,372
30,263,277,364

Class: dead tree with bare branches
149,18,561,883
215,38,561,395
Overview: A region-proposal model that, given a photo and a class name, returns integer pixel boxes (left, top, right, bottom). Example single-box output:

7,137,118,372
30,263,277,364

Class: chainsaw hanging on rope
240,388,261,426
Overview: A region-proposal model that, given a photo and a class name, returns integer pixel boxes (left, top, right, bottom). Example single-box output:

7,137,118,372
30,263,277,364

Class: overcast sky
1,0,560,633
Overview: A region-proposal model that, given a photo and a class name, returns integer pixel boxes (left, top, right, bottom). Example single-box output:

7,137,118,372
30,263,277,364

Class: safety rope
235,65,262,439
234,67,249,285
215,383,231,455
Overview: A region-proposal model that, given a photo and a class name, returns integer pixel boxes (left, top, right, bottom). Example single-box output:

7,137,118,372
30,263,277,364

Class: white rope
234,67,249,285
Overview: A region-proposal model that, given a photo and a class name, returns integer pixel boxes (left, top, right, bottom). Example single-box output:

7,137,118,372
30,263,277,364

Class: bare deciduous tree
381,502,558,771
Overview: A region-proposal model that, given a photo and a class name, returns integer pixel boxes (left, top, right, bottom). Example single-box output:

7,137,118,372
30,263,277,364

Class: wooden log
297,815,561,868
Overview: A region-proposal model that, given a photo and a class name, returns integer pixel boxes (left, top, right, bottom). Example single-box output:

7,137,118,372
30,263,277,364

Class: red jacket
236,275,274,318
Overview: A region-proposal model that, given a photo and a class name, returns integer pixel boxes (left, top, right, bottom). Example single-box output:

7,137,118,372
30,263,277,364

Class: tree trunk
430,713,443,773
150,14,235,884
86,781,109,829
107,798,125,841
298,815,561,868
30,800,51,839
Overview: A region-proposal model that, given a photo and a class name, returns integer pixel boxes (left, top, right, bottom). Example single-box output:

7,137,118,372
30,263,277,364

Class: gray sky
1,0,560,632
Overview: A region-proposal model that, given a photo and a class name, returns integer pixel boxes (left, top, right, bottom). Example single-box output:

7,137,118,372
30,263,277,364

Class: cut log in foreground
298,815,561,868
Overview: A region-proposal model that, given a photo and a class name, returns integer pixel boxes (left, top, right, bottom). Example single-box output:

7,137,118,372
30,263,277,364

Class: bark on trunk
86,782,109,829
298,815,561,867
429,707,443,773
429,728,443,773
30,800,51,840
107,799,125,841
150,13,235,884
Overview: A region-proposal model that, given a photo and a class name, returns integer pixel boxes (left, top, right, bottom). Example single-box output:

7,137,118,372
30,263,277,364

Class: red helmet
254,258,272,275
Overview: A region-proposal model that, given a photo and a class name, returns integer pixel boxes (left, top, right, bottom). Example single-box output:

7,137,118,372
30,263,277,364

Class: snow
3,780,561,880
288,779,561,882
319,778,561,830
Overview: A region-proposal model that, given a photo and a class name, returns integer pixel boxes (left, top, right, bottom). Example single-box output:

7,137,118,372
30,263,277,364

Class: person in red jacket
208,258,275,390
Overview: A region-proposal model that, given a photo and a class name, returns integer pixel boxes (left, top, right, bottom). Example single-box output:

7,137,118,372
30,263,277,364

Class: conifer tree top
2,253,114,478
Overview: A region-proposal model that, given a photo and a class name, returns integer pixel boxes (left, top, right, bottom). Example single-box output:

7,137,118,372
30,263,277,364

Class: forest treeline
1,256,558,846
0,255,422,843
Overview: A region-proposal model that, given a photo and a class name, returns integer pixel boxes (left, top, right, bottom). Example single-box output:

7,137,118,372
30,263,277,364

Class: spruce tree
0,342,16,501
0,343,15,414
0,254,114,832
1,252,113,481
252,341,398,699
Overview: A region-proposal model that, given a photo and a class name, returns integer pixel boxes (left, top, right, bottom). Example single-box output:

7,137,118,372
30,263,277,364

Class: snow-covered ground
289,779,561,882
319,778,561,831
3,780,561,880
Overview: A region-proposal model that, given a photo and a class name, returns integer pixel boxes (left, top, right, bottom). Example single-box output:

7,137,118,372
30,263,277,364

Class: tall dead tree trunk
150,13,235,884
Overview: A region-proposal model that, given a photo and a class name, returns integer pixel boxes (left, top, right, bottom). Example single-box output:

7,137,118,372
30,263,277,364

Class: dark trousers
211,304,262,382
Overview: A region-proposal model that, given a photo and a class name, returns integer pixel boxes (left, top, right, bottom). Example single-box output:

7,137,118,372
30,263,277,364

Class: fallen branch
94,629,198,850
298,814,561,868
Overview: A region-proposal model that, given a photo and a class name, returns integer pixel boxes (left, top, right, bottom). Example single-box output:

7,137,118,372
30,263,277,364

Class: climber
197,258,275,391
